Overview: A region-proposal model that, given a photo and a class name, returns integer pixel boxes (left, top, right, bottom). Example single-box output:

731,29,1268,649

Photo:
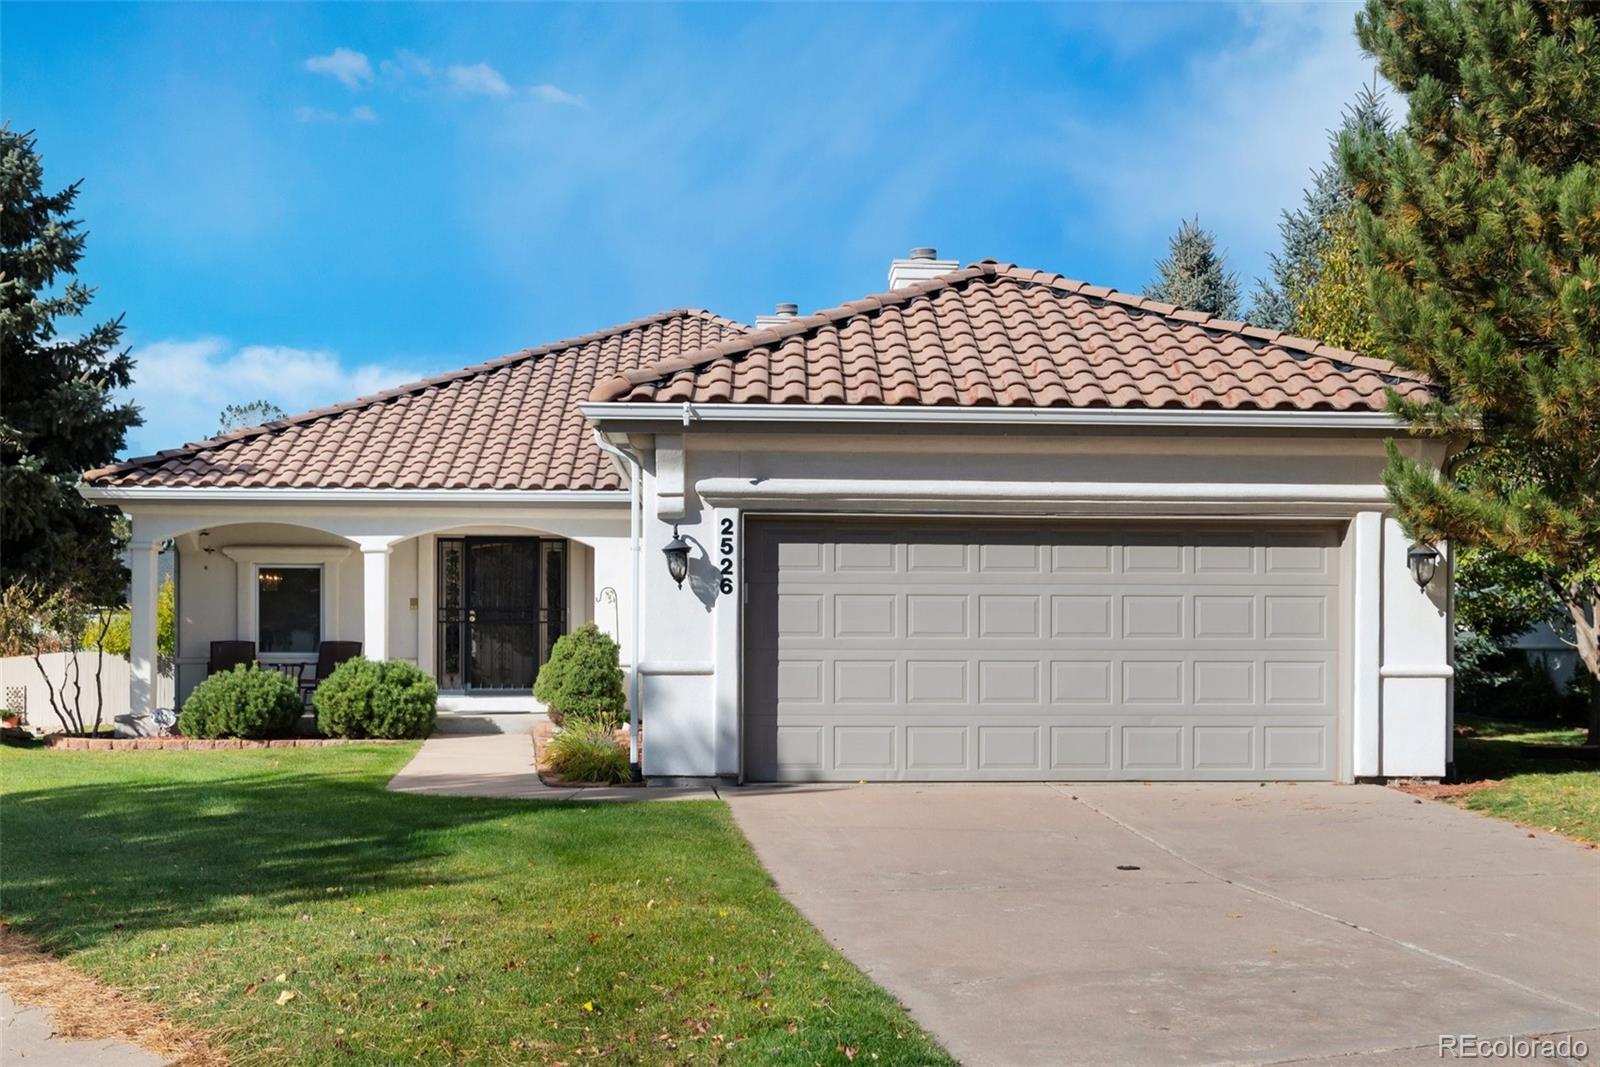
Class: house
81,251,1454,781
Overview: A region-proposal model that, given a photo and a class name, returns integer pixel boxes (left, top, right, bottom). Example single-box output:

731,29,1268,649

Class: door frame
434,534,568,694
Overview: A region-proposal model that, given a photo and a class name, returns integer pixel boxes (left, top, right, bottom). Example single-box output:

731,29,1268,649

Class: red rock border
44,736,406,750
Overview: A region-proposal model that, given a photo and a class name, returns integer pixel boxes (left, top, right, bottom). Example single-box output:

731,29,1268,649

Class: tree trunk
1571,590,1600,746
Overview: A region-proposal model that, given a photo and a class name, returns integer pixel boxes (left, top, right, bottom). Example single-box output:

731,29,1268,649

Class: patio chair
300,641,362,707
207,641,257,676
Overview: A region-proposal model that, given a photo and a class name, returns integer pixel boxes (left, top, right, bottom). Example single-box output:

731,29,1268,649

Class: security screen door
436,537,566,692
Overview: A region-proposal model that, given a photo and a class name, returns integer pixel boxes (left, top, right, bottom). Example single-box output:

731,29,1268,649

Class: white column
359,541,392,661
128,540,161,720
1379,517,1451,777
1350,511,1383,778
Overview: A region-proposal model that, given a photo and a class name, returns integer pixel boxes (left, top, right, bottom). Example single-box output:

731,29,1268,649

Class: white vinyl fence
0,652,175,735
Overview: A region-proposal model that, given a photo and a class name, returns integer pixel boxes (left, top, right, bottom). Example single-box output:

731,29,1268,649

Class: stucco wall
627,428,1453,781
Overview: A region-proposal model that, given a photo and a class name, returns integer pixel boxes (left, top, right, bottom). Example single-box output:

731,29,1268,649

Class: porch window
257,566,321,654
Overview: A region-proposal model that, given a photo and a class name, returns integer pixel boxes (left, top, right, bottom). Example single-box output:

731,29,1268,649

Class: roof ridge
85,308,743,482
589,265,999,402
981,261,1421,383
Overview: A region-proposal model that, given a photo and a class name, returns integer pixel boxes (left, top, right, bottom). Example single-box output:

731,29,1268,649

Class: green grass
1452,713,1599,844
0,744,951,1066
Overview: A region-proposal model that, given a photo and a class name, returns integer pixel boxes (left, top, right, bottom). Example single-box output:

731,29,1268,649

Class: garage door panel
745,522,1340,781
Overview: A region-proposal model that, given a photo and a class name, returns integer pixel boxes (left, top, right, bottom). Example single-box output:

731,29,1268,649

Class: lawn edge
0,923,231,1066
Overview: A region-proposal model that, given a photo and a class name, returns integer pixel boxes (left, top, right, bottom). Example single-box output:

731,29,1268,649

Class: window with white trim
257,566,321,653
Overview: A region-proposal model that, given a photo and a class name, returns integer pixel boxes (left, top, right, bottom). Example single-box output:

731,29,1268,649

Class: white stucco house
81,252,1454,782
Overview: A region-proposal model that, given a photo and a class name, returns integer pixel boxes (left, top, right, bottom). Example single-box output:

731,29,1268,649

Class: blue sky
3,2,1381,458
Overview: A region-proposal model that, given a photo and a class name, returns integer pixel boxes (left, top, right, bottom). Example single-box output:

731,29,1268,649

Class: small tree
218,400,286,435
0,583,116,736
1341,0,1600,741
1,127,141,603
84,575,176,673
1144,217,1241,319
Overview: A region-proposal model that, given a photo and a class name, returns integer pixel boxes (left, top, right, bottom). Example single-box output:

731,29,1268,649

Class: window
257,566,321,654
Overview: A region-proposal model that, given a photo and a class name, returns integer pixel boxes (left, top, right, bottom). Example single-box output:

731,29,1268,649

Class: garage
744,520,1343,781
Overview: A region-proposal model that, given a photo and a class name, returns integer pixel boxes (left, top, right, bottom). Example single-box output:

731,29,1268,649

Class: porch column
128,539,161,719
359,541,392,661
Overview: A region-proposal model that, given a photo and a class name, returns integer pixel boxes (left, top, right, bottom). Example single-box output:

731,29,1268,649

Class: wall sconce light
1407,542,1441,590
663,526,690,589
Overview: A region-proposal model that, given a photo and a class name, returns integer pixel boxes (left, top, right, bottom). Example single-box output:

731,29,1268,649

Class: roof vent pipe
888,246,959,289
754,302,800,330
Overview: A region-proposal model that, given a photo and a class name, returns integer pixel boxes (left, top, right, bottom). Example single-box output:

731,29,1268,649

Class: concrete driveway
727,783,1600,1066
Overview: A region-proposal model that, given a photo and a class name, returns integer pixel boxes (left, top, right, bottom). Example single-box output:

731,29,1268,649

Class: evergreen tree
1340,0,1600,737
1,127,140,603
1144,217,1241,319
1251,83,1392,349
219,400,286,435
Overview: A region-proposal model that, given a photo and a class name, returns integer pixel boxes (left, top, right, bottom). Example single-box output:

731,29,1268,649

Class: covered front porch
94,491,635,725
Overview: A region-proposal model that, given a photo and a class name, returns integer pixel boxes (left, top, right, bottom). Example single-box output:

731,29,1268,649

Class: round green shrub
178,665,302,739
544,715,630,784
314,656,438,739
533,623,625,728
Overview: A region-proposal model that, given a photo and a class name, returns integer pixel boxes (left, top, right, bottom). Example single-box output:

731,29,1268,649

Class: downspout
591,427,644,780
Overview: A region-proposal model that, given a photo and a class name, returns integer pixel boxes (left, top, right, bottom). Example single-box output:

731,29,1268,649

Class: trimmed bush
533,623,625,728
314,657,438,740
179,665,302,739
544,716,630,784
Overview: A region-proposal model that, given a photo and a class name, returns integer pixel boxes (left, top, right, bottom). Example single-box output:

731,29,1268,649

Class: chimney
887,246,958,290
753,301,800,330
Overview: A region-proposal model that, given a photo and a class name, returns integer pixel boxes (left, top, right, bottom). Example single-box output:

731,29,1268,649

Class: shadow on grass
0,749,567,953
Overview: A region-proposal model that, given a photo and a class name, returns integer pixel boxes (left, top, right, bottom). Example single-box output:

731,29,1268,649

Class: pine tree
1340,0,1600,738
1251,83,1391,348
1,127,140,603
1144,217,1241,319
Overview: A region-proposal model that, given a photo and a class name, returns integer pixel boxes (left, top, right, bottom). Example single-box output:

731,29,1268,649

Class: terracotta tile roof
591,262,1429,411
85,309,747,490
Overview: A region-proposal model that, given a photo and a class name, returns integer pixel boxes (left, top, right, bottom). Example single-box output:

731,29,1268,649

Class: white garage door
744,521,1342,781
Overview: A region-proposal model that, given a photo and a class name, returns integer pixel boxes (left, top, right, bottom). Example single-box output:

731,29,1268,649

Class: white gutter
79,486,630,505
589,428,644,778
580,402,1407,431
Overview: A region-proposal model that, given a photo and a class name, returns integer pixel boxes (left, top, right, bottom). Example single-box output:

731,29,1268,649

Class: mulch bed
43,736,405,750
0,924,228,1067
1391,778,1500,801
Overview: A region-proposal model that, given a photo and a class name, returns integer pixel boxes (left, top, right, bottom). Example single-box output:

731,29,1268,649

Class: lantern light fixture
1406,541,1441,591
663,525,690,589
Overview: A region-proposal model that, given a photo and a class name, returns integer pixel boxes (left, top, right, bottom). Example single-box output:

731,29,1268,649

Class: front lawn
1448,713,1599,844
0,744,950,1066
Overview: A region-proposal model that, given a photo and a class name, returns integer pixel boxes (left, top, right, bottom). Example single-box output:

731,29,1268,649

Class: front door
436,537,566,692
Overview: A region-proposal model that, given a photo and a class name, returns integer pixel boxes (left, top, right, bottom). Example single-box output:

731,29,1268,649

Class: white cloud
303,47,374,90
531,83,584,107
294,105,378,125
1048,4,1382,290
120,338,421,455
446,62,512,98
380,49,434,82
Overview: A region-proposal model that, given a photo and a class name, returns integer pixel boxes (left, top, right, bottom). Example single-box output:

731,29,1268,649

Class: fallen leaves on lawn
274,989,297,1007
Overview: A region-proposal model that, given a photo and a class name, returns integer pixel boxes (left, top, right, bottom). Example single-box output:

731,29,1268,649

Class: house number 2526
718,517,735,595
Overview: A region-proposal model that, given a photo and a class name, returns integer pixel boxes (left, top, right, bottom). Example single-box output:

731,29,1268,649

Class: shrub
179,665,302,739
533,623,625,728
544,716,630,783
314,657,437,739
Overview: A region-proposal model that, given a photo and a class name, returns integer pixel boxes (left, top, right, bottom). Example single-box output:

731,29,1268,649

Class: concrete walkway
727,782,1600,1067
0,991,165,1067
386,714,716,801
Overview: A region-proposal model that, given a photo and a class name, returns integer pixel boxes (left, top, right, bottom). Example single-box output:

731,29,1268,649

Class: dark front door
436,537,566,692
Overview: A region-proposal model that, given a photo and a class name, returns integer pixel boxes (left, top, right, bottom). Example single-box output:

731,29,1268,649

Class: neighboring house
80,252,1454,781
